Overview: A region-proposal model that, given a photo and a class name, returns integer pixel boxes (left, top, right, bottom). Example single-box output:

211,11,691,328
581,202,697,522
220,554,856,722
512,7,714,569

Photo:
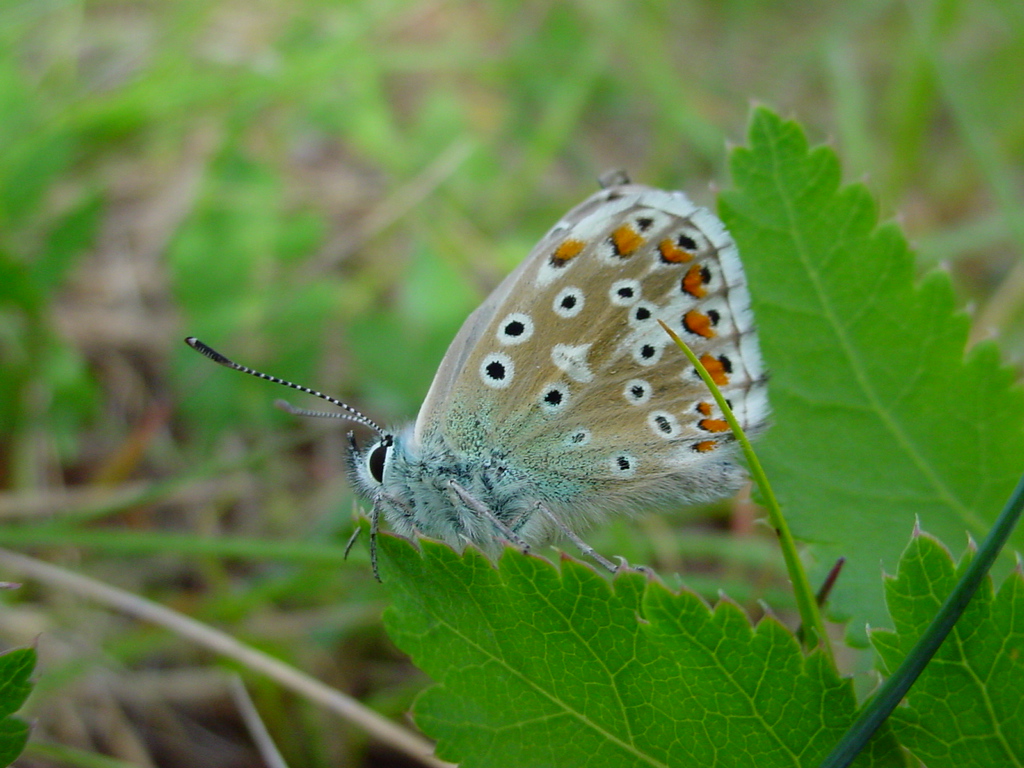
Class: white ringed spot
479,352,514,389
647,410,681,439
564,429,591,447
539,383,571,414
609,453,637,478
623,379,652,405
553,286,585,318
609,279,642,306
496,312,534,345
627,301,657,327
631,338,663,366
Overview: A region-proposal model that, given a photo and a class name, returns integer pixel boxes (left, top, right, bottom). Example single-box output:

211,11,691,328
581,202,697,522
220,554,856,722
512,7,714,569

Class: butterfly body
351,426,544,555
348,177,769,558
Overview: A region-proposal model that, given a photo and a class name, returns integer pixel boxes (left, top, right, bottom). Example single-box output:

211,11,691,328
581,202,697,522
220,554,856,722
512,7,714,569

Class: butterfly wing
413,181,769,524
412,187,633,444
412,239,539,445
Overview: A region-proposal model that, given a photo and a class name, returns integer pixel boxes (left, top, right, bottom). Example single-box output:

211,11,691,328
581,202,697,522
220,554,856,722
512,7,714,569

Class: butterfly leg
366,491,424,578
343,525,362,559
449,480,531,555
369,500,383,582
534,502,622,573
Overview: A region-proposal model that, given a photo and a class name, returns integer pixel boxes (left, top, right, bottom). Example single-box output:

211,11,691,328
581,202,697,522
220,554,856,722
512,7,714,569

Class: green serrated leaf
0,647,34,719
719,107,1024,641
0,646,35,767
871,532,1024,767
379,534,903,768
0,720,29,768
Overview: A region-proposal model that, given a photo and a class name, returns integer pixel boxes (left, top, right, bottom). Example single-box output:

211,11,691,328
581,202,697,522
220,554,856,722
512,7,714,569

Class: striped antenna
185,337,385,437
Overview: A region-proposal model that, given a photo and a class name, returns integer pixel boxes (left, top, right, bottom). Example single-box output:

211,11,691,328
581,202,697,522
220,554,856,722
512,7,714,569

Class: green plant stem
658,321,832,661
0,528,355,564
26,741,142,768
819,470,1024,768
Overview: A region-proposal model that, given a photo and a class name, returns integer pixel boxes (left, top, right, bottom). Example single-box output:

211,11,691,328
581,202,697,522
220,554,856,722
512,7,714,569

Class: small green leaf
0,250,41,313
380,535,902,768
0,646,35,767
719,108,1024,640
871,532,1024,767
35,191,104,292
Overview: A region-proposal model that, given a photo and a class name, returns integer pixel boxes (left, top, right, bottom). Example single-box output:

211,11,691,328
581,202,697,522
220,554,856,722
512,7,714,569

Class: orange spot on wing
682,264,708,297
699,354,730,386
697,402,713,416
694,440,718,453
551,239,586,266
683,310,716,338
610,225,644,257
699,418,729,433
659,238,693,263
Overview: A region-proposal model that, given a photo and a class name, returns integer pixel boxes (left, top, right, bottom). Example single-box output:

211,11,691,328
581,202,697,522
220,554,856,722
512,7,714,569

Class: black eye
367,441,388,483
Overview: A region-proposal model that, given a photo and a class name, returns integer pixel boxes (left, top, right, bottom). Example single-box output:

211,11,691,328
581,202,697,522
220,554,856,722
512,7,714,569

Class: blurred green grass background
1,1,1022,765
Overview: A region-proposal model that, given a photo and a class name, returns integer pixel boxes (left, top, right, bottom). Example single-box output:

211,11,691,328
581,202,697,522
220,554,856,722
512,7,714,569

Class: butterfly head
347,430,396,499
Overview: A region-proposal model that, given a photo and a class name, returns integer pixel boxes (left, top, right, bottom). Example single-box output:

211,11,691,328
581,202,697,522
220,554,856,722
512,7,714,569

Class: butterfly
187,171,769,577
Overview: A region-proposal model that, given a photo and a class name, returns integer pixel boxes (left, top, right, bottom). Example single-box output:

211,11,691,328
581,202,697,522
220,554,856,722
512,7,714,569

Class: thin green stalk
0,528,355,565
25,741,141,768
818,470,1024,768
11,431,314,530
658,320,832,660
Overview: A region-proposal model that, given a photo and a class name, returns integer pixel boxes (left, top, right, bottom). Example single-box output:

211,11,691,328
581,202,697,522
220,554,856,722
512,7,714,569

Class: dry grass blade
0,548,454,768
